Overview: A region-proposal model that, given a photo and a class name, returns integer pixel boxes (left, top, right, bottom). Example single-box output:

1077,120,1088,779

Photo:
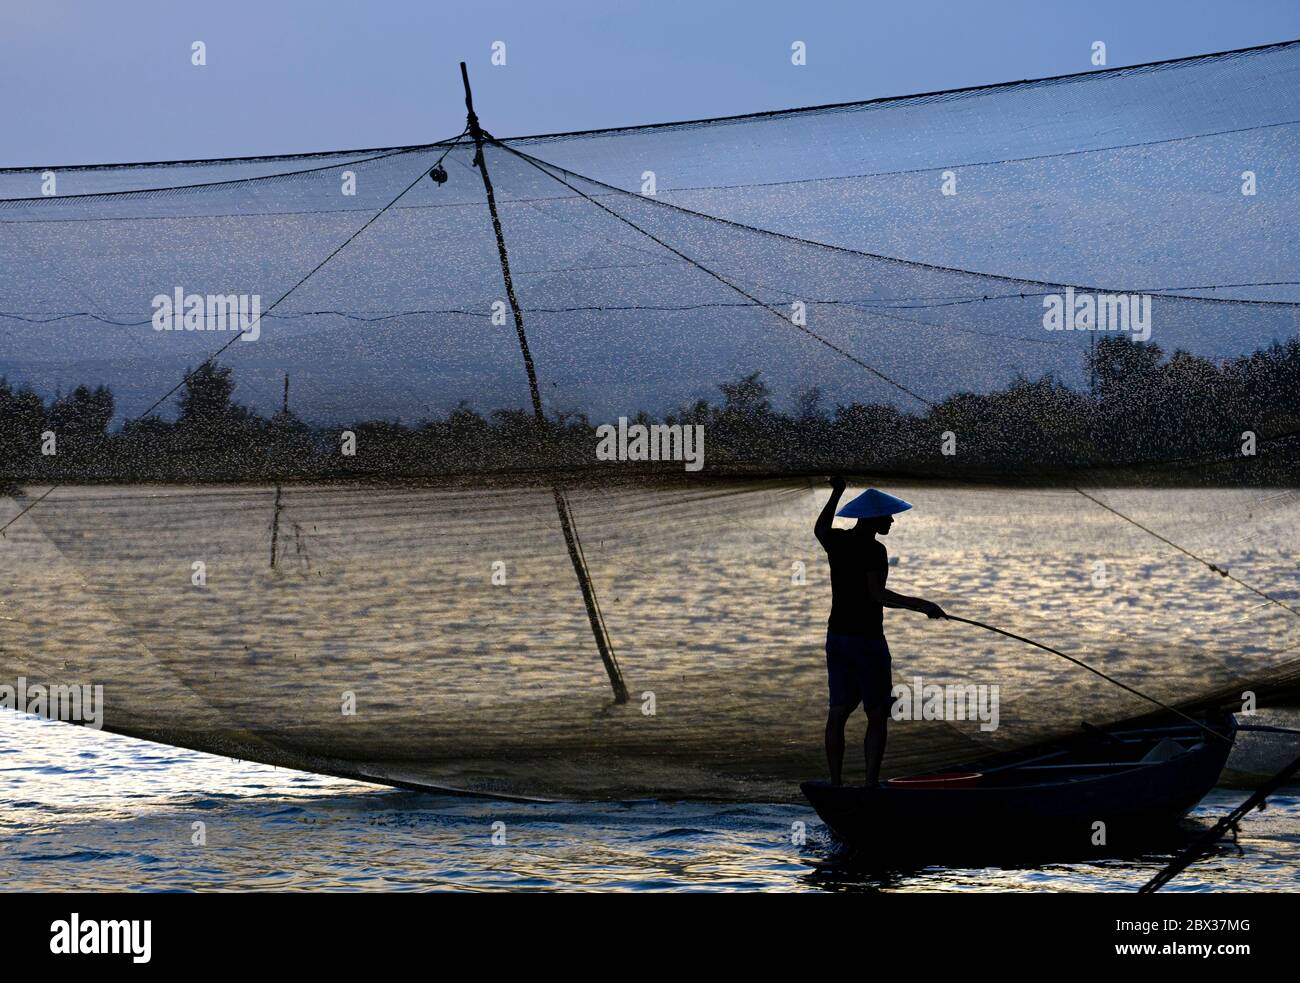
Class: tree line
2,335,1298,486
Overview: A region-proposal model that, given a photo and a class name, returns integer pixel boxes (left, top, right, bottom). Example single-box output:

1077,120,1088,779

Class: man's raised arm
815,475,847,546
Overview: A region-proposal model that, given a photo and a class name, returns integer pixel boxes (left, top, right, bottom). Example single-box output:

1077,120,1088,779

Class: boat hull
802,715,1236,864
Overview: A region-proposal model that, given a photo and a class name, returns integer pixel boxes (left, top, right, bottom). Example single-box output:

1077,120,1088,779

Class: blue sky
3,0,1298,167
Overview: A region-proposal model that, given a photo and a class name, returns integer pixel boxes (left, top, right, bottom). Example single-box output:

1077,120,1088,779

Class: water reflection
1,713,1295,892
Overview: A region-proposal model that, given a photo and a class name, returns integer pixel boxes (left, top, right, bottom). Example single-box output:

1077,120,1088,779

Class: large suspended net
0,41,1297,799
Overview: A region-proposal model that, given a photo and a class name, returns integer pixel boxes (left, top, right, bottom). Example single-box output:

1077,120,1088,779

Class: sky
2,0,1299,168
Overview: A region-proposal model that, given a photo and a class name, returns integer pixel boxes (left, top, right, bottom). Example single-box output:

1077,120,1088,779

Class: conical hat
836,488,913,519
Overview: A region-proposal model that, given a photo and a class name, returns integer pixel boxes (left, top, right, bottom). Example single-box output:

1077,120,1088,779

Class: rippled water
2,712,1296,892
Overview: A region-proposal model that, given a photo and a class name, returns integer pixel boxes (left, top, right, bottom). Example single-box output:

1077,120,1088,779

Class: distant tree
445,401,489,437
49,384,114,437
1156,350,1235,456
830,401,917,470
1225,338,1300,431
793,386,828,424
177,362,236,425
718,371,772,418
1088,337,1167,462
1088,336,1164,391
0,378,48,480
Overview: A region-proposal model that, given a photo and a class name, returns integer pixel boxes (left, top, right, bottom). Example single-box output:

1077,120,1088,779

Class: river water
1,712,1296,892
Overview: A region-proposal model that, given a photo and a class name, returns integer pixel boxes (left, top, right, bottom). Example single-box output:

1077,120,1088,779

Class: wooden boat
802,713,1236,864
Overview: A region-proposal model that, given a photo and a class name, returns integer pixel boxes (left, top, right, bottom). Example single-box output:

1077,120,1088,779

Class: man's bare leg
864,703,889,786
825,706,852,785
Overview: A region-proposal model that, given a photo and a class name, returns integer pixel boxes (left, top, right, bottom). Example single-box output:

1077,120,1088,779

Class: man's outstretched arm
815,475,846,546
867,572,946,619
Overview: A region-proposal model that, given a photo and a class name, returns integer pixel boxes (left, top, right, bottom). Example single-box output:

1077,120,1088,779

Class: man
815,476,945,786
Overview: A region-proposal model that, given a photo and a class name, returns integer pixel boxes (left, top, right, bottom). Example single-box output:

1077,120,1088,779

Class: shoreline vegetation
2,336,1298,488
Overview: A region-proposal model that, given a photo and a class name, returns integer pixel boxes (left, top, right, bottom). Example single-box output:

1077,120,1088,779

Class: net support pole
460,62,628,704
270,484,283,569
270,374,290,569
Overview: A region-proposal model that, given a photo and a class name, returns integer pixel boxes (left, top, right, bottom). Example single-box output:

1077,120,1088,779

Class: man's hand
919,600,947,620
830,475,846,494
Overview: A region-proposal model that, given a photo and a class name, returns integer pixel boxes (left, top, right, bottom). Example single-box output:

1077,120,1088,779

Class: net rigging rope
638,118,1300,194
1073,487,1300,620
488,38,1300,145
0,145,433,205
5,113,1295,205
7,36,1295,197
8,278,1295,326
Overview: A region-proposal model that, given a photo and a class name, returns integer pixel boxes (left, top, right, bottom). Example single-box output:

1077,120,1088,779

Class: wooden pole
270,484,283,569
460,62,628,703
270,373,288,569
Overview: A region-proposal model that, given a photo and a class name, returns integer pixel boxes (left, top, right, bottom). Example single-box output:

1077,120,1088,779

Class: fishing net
0,41,1298,799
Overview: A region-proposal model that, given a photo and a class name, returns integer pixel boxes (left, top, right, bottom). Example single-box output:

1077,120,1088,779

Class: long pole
460,62,628,703
945,614,1232,745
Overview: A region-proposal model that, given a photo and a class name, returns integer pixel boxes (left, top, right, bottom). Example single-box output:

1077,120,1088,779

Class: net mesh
1,42,1298,799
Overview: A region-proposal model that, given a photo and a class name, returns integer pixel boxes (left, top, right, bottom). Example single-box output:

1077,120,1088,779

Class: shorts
826,630,892,710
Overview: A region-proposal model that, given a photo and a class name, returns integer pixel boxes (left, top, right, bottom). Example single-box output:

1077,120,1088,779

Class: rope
0,145,429,205
9,277,1295,324
1073,487,1300,620
493,39,1300,145
0,133,468,539
635,119,1300,197
944,614,1233,745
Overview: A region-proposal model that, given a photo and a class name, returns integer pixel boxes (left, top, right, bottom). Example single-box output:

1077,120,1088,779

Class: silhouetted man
815,476,945,786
